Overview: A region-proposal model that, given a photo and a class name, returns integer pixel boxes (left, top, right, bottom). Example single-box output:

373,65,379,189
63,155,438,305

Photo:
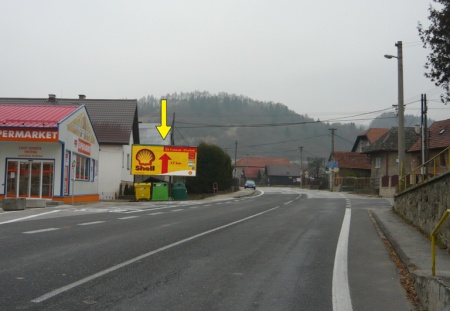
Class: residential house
362,127,420,197
328,151,371,192
407,118,450,179
234,156,291,185
265,164,301,186
0,95,139,200
352,128,389,152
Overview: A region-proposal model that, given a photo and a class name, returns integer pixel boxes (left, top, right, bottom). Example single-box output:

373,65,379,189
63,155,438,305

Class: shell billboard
131,145,197,176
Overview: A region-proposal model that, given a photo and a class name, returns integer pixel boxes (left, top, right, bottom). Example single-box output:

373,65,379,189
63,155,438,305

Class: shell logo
136,149,155,166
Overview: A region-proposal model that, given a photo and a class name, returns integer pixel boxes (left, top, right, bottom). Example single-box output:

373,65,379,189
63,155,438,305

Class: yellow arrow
156,99,172,140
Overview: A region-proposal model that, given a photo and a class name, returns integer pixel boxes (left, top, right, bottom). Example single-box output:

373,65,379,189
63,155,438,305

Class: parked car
244,180,256,189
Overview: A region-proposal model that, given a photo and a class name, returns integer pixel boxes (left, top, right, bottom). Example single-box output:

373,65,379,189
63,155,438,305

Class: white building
0,95,140,201
0,104,100,203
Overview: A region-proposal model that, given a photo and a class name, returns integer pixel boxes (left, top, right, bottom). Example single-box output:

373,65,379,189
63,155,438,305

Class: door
6,160,54,198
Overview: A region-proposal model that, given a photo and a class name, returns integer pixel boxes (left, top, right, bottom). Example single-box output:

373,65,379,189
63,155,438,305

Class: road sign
132,145,197,176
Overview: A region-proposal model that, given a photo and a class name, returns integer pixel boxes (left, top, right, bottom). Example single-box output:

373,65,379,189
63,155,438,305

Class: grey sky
1,0,447,126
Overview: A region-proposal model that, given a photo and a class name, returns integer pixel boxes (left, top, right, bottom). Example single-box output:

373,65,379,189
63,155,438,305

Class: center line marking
118,216,139,220
23,228,60,234
332,208,353,311
31,205,280,304
77,221,106,226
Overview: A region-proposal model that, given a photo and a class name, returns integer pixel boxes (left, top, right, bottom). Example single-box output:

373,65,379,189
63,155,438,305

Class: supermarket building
0,104,100,203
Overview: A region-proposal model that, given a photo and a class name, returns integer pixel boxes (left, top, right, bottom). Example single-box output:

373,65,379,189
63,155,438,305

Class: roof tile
0,105,78,127
0,97,138,144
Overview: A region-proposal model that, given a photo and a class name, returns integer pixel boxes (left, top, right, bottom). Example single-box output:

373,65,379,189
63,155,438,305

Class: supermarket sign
131,145,197,176
0,128,58,142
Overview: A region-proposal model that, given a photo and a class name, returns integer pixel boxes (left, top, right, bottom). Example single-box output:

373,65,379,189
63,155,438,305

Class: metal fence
399,146,450,192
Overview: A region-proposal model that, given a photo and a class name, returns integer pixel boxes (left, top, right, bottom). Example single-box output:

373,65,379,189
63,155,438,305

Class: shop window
75,154,90,180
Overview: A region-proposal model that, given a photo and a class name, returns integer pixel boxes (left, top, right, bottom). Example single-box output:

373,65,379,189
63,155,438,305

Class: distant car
244,180,256,189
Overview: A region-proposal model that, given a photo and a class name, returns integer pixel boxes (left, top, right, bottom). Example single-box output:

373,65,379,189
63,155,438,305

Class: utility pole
170,112,175,145
329,128,337,192
384,41,405,177
299,146,303,188
169,112,175,198
234,140,238,178
329,128,337,157
396,41,405,177
421,94,428,176
299,146,303,170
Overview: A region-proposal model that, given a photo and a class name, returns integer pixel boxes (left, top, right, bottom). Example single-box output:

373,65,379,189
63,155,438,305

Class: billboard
132,145,197,176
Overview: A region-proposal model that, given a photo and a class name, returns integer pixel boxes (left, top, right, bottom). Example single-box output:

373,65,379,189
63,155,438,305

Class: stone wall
394,171,450,250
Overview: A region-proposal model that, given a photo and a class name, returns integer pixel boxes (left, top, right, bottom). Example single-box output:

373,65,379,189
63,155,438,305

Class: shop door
6,160,54,198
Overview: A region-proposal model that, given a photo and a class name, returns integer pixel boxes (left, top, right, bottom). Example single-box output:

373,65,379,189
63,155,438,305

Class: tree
418,0,450,103
185,142,232,194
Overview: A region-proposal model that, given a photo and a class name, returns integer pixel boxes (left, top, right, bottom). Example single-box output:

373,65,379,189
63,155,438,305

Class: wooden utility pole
234,141,238,178
329,128,337,157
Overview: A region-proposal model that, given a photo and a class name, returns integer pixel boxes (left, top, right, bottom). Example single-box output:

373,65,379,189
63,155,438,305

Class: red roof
408,119,450,152
0,105,79,128
333,151,371,169
364,128,389,143
243,167,260,178
235,156,291,168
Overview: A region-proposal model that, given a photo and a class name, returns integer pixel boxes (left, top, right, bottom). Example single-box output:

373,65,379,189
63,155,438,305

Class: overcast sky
1,0,448,126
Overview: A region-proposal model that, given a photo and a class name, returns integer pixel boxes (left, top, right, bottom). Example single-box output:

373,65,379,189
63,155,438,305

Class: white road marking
284,200,293,205
23,228,60,234
0,210,61,225
148,212,163,216
117,216,139,220
332,207,353,311
171,209,184,212
77,221,106,226
31,205,280,304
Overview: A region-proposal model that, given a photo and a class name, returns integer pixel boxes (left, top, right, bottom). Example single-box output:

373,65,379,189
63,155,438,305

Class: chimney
48,94,56,102
79,94,86,100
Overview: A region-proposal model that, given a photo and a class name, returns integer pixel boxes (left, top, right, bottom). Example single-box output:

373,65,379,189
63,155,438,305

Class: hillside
137,92,366,162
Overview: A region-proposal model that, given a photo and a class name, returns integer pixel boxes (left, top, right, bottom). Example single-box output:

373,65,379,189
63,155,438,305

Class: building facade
0,104,99,203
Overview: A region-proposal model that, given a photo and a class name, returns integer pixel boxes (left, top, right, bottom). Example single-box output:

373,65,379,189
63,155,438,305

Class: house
0,95,139,200
407,119,450,178
0,104,100,203
362,127,420,197
328,151,371,192
234,156,291,184
329,151,371,177
352,128,389,152
265,164,301,186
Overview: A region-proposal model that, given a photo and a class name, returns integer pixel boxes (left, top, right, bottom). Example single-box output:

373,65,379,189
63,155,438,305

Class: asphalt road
0,188,415,311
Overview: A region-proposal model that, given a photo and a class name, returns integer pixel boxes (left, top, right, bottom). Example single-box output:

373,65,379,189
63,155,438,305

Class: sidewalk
370,207,450,311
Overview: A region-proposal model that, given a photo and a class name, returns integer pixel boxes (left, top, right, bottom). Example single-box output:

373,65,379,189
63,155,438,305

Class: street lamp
384,41,405,177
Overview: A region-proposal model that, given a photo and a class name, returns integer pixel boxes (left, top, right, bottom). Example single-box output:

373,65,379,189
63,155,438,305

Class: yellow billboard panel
132,145,197,176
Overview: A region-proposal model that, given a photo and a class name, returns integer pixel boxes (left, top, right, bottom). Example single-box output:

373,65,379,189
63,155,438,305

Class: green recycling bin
134,183,151,200
172,182,188,200
152,182,169,201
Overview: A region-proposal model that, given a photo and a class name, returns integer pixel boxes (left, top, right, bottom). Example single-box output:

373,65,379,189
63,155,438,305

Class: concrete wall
394,171,450,250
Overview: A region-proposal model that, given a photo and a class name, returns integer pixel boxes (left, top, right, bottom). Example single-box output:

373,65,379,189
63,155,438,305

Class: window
375,157,381,168
127,154,130,170
75,154,90,180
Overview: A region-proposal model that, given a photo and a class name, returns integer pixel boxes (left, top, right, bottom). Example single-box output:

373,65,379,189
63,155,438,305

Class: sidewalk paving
371,207,450,311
